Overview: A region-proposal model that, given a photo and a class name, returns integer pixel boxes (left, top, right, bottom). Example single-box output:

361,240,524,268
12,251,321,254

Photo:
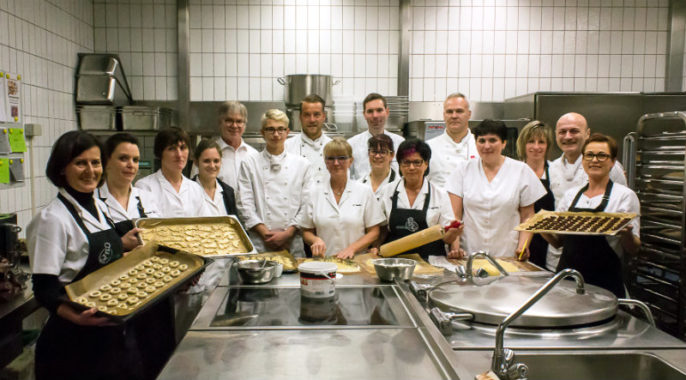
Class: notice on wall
0,72,21,123
8,128,26,152
0,73,7,123
0,158,9,184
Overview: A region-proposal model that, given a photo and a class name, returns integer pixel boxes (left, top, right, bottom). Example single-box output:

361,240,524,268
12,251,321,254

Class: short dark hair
46,131,104,188
103,133,139,167
396,138,431,177
583,133,618,160
154,127,191,159
367,134,394,152
363,93,387,111
194,138,222,162
300,94,326,110
473,119,507,142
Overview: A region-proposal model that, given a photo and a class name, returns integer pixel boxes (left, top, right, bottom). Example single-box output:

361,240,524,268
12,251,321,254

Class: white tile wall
0,0,94,233
410,1,670,102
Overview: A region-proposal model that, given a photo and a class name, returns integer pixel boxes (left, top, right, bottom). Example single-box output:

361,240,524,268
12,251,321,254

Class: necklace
333,189,344,196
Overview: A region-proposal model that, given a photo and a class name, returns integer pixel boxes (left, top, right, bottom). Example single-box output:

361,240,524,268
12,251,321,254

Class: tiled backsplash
0,0,94,231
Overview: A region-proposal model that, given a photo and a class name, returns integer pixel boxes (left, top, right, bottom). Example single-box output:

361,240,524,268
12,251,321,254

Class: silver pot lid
429,276,618,328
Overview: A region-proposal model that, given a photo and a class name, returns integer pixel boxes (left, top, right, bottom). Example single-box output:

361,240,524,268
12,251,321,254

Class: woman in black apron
516,121,555,268
543,134,641,298
192,139,238,217
380,139,462,260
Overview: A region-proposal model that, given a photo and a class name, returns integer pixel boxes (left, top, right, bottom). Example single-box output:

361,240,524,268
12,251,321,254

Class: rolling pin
379,221,462,257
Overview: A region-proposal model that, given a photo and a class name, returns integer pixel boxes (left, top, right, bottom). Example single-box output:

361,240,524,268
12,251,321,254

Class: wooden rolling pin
379,224,445,257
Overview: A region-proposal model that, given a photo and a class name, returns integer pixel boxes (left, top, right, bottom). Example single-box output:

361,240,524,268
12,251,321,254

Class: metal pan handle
277,77,287,85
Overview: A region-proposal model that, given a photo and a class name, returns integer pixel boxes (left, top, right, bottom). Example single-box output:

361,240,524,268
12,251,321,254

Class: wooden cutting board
447,258,542,276
355,252,444,276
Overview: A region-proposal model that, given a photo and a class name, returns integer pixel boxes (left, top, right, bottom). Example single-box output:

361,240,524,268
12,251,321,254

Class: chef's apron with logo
386,181,445,260
36,194,141,380
557,181,625,298
529,164,555,268
103,195,148,236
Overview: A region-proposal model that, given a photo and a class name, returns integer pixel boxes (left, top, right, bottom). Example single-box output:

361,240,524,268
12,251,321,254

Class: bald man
546,112,627,270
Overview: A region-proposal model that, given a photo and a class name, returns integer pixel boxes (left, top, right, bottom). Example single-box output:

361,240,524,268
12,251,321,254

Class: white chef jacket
96,183,161,222
190,137,259,190
556,183,640,260
237,149,312,256
135,170,211,218
299,180,385,256
27,188,114,283
546,154,627,270
357,168,397,200
446,157,547,258
379,178,456,229
285,132,332,186
347,130,404,180
194,178,229,217
426,130,479,189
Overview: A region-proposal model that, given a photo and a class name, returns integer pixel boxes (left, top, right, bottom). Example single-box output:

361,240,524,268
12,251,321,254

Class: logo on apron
98,242,113,264
405,217,419,232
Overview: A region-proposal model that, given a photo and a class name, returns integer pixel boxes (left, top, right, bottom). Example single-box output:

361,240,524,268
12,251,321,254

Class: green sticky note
0,159,9,184
8,128,26,152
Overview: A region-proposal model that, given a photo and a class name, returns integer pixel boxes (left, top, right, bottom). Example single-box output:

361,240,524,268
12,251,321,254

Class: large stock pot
277,74,340,107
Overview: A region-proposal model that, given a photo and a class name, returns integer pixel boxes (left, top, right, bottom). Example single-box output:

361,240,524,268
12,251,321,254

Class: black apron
103,194,148,236
529,164,555,268
557,181,625,298
362,169,396,186
386,181,446,260
35,194,140,380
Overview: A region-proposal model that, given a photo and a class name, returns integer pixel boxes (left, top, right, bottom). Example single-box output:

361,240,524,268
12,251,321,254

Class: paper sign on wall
0,72,21,123
8,128,26,152
0,159,9,184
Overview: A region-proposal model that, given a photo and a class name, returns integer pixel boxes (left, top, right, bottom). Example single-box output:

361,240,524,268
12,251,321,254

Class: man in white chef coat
285,94,332,185
347,93,405,180
546,112,627,270
237,109,313,257
192,101,259,190
427,92,479,189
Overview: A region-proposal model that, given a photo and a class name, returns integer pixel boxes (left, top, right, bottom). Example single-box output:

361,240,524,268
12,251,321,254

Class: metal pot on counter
277,74,340,107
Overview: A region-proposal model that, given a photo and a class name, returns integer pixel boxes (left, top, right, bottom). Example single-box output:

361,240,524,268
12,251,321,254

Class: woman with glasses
542,133,640,297
447,120,546,259
515,121,555,268
135,127,210,217
377,138,463,259
237,109,312,257
358,134,397,199
299,138,385,258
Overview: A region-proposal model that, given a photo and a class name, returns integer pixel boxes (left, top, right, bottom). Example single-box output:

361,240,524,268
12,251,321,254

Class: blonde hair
323,137,352,157
516,121,553,160
261,109,289,129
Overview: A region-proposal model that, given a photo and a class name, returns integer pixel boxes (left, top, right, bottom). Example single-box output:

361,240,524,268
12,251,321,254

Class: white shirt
96,183,161,222
357,168,397,200
426,130,479,189
546,154,627,270
195,178,228,216
135,170,211,218
556,182,640,260
191,137,259,190
285,132,332,186
237,149,312,256
299,180,385,256
347,130,404,180
446,157,547,258
379,178,456,229
27,189,114,283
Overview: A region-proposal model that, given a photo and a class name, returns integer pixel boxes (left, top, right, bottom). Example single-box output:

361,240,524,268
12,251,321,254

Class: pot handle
332,79,341,86
277,77,287,85
323,122,338,132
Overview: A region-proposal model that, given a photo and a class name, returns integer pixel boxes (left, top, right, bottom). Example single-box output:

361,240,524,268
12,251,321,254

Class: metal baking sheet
516,210,637,236
65,243,205,323
136,215,256,258
233,250,298,272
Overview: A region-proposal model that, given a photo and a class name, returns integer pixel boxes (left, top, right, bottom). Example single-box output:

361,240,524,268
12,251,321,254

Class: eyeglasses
400,159,425,167
583,152,611,162
224,118,245,125
325,156,350,163
263,127,289,134
368,149,391,156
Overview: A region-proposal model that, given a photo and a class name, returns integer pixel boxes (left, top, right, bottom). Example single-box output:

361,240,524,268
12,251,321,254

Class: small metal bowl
236,260,278,284
371,258,416,282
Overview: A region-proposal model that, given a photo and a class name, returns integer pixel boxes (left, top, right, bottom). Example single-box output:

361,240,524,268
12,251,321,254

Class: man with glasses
192,101,258,190
546,112,627,270
347,93,405,180
237,109,312,257
427,93,479,189
285,94,332,185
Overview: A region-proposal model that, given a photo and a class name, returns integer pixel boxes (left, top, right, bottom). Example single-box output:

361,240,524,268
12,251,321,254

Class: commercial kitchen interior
3,0,686,378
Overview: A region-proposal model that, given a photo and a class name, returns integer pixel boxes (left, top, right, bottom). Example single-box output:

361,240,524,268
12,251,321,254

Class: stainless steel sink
517,352,686,380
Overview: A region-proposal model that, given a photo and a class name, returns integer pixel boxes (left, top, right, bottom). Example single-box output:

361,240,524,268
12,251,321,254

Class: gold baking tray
233,250,298,272
515,210,637,236
65,243,205,322
136,216,256,258
297,257,362,273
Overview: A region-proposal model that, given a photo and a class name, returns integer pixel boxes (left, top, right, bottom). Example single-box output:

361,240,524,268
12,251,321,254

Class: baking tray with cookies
136,215,257,258
64,242,206,322
516,210,637,236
